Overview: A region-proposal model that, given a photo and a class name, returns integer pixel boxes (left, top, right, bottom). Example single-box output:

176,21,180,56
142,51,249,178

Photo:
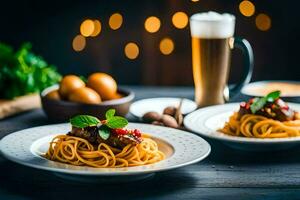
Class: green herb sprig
69,115,100,128
70,109,128,140
104,109,128,129
0,42,61,99
250,90,281,114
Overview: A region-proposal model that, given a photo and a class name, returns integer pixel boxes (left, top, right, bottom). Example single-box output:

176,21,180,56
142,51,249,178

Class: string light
124,42,139,59
159,38,174,55
239,1,255,17
144,16,161,33
172,12,189,29
80,19,95,37
91,20,101,37
72,35,86,52
256,13,271,31
109,13,123,30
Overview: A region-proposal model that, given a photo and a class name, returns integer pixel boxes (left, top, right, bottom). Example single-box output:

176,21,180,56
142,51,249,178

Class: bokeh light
80,19,95,37
144,16,161,33
256,13,271,31
159,38,174,55
239,1,255,17
91,20,101,37
72,35,86,52
109,13,123,30
124,42,139,59
172,12,189,29
191,0,200,2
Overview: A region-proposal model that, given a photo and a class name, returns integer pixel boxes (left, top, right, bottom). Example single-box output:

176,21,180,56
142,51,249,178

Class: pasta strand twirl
219,113,300,138
45,135,165,168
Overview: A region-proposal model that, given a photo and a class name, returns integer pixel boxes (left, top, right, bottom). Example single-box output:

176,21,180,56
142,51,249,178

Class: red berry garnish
133,129,141,137
249,98,255,103
246,103,250,109
113,128,127,135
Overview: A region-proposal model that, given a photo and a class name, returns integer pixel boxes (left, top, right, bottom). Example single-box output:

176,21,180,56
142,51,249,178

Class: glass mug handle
226,37,254,100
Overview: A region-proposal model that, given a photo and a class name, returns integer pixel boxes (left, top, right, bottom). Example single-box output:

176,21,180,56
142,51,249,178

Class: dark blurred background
0,0,299,86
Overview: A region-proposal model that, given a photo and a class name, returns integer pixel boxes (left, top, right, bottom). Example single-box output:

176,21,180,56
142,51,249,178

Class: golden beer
190,12,235,107
192,37,231,106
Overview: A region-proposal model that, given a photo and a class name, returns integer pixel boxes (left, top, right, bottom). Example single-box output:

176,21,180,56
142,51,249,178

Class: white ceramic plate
130,98,197,119
0,123,210,178
241,80,300,97
184,103,300,151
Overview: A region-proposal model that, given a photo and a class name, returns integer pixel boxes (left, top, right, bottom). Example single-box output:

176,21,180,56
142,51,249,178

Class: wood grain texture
0,94,41,119
0,86,300,200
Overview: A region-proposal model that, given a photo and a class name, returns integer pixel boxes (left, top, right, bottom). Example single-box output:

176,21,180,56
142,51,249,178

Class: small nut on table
163,106,177,117
161,114,179,128
142,112,161,122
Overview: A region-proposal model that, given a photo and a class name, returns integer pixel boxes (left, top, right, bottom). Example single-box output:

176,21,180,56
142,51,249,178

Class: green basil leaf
250,97,267,114
250,90,281,114
266,90,281,102
105,109,115,120
98,125,110,140
106,116,128,129
70,115,100,128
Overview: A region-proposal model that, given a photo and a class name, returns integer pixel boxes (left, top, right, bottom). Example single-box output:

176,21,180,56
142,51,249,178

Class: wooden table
1,86,300,200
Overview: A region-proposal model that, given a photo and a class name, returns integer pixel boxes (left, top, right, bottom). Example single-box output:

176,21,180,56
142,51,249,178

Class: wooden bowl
41,85,134,122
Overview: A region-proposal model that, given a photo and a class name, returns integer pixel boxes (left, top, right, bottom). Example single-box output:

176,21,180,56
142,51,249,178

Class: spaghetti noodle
219,112,300,138
45,134,165,168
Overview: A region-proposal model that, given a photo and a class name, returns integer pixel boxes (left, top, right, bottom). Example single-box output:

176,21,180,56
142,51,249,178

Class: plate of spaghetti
0,109,210,181
184,91,300,151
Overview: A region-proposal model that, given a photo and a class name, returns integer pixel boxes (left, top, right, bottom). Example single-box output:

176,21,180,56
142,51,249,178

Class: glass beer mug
190,11,254,107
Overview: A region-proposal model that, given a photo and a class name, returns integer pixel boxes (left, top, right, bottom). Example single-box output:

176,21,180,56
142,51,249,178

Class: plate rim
241,80,300,97
0,122,210,176
184,102,300,144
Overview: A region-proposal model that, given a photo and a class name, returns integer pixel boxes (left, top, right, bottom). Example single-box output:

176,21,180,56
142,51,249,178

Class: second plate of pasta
184,102,300,151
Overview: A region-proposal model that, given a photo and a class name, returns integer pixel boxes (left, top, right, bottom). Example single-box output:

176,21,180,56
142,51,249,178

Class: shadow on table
0,159,197,200
206,138,300,164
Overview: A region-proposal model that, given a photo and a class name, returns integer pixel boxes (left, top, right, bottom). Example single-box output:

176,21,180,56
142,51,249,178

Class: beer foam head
190,11,235,38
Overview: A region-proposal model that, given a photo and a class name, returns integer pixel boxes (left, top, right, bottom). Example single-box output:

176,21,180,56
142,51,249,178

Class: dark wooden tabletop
1,86,300,200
